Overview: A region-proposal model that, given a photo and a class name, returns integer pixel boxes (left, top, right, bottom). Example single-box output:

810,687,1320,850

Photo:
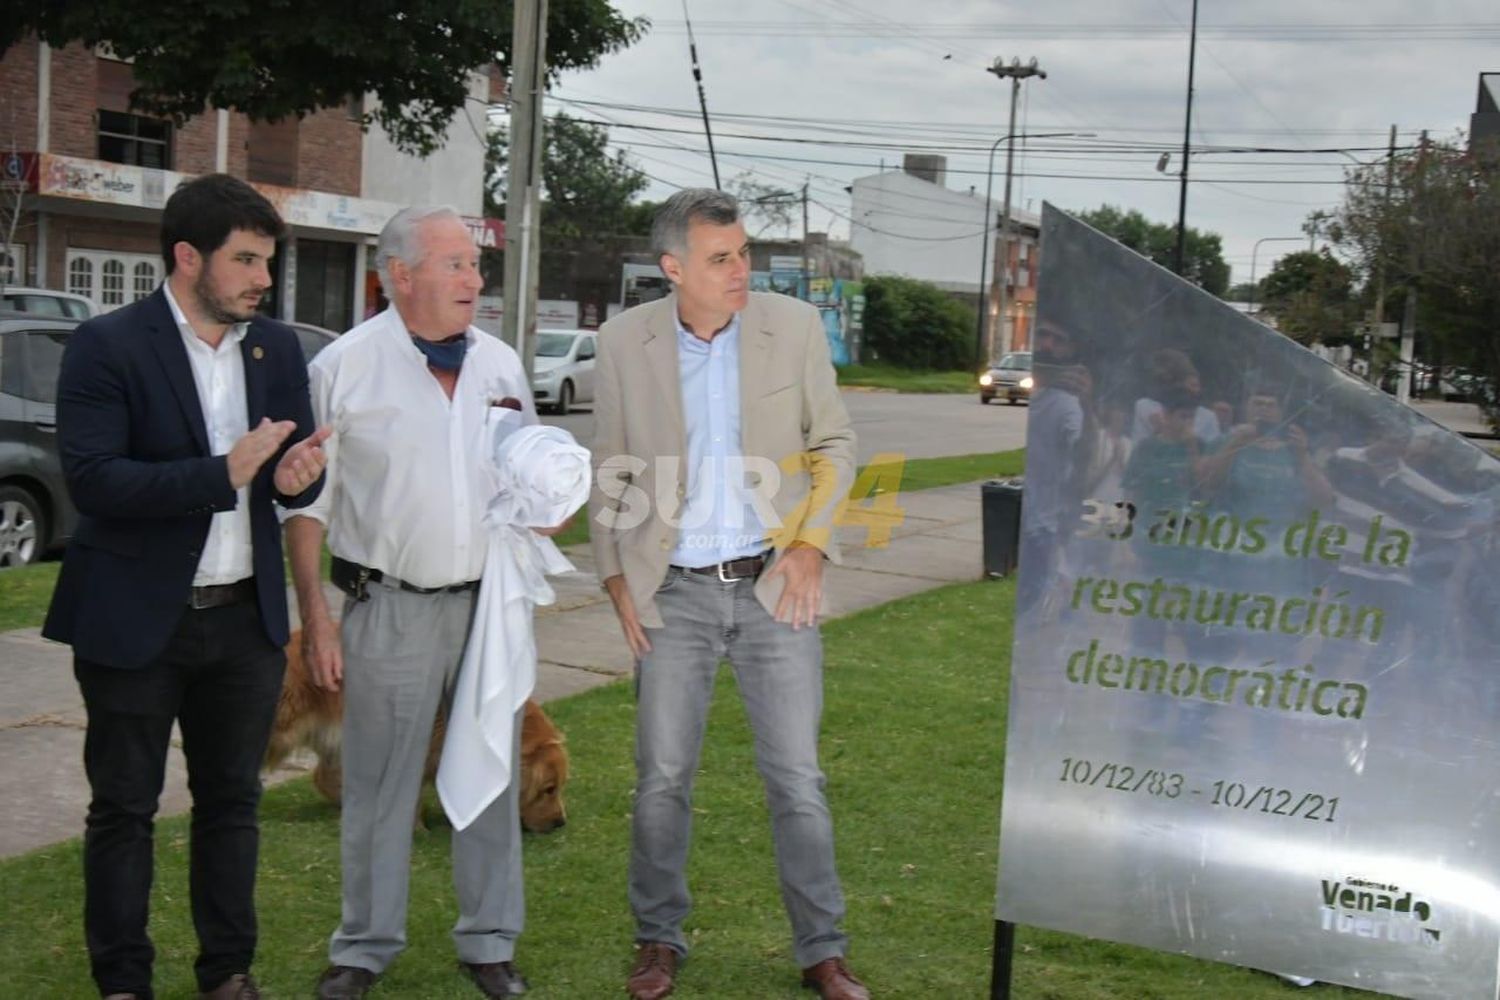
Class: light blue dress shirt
668,311,770,567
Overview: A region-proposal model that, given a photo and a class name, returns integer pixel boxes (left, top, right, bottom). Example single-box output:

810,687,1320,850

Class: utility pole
502,0,548,377
1397,129,1428,405
1172,0,1199,276
987,56,1045,361
681,0,720,189
801,181,810,298
1369,124,1397,387
973,128,1084,369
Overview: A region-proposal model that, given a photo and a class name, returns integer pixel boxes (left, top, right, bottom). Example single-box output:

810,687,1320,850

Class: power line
546,93,1429,140
646,19,1500,41
548,109,1409,156
599,136,1407,187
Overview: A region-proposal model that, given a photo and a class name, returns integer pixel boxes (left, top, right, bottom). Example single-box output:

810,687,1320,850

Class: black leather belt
680,552,769,583
188,578,256,610
331,556,479,602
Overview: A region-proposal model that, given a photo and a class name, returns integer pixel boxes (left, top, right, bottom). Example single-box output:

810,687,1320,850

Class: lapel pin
252,346,265,360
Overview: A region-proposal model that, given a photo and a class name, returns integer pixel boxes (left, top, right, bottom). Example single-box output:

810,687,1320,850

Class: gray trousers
329,583,524,973
630,567,849,968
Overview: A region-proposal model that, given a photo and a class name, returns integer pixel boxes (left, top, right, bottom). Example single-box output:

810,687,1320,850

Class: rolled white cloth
437,412,591,830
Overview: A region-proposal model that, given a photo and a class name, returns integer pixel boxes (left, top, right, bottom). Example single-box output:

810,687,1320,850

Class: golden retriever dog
265,631,570,833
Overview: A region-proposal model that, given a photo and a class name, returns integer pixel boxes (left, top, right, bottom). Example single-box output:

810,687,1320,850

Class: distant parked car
530,329,597,414
1,286,97,320
0,311,80,566
288,321,339,363
979,351,1033,405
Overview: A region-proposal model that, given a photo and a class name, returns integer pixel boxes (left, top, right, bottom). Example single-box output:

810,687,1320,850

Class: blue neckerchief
411,332,467,371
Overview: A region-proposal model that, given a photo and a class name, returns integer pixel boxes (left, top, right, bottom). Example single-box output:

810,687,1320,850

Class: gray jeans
329,583,524,973
630,567,849,968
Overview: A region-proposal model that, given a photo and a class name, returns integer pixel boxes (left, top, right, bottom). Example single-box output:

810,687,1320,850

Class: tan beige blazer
588,291,856,628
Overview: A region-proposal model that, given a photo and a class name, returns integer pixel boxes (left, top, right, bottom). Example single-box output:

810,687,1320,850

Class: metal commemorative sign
995,205,1500,999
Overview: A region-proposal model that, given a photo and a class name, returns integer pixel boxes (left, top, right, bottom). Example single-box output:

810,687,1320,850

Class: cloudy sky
545,0,1497,286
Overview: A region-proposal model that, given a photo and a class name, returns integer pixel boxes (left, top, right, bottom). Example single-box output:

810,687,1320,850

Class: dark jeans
74,599,285,999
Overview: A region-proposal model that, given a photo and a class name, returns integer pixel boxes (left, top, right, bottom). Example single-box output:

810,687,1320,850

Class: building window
101,260,126,306
98,110,172,169
67,257,93,299
66,250,161,313
294,239,355,330
0,244,24,285
133,261,156,300
247,118,299,187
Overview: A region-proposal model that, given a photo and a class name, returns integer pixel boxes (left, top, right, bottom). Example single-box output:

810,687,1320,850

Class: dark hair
160,173,285,274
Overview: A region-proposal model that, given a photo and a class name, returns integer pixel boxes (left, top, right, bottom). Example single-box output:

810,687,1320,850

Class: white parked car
1,286,97,320
530,329,597,414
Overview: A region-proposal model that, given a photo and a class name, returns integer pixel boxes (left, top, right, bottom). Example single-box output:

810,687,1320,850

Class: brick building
0,38,498,329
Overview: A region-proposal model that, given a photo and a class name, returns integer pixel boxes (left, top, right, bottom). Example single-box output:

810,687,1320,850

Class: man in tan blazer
589,189,867,1000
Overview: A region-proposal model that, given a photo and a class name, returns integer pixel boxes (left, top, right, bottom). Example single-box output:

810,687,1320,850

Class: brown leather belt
188,578,256,610
680,553,769,583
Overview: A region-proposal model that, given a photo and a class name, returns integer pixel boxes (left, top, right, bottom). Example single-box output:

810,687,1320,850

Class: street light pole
973,133,1008,372
985,56,1045,364
973,128,1083,370
1247,236,1302,317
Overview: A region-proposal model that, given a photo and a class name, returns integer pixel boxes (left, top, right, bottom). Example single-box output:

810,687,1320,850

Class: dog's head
520,738,569,833
519,701,569,833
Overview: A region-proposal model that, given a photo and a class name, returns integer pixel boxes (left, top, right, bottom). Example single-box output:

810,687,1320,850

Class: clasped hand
227,418,332,493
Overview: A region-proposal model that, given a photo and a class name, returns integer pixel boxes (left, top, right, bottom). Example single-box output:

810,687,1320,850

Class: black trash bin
981,478,1024,578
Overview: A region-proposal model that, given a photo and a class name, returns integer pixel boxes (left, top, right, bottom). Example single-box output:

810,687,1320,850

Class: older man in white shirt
286,206,546,1000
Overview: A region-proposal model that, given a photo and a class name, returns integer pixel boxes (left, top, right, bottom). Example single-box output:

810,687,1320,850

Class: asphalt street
545,387,1031,464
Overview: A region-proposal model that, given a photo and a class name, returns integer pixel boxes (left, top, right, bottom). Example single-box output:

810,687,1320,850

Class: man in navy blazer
43,173,329,1000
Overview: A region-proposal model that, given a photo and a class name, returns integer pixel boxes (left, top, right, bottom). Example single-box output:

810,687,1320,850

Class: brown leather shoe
626,942,679,1000
197,973,261,999
317,965,379,1000
801,958,869,1000
463,960,529,997
103,994,141,1000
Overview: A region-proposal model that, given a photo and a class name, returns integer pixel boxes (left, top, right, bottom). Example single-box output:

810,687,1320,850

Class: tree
486,112,651,238
6,1,647,154
1257,250,1357,345
861,276,975,371
1076,204,1230,296
0,130,32,294
727,172,799,239
1334,136,1500,417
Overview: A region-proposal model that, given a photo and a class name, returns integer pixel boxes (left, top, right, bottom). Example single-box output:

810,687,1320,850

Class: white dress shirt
163,283,253,586
296,306,539,588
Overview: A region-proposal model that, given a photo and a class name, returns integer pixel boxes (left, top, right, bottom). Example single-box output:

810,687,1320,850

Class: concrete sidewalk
0,481,988,860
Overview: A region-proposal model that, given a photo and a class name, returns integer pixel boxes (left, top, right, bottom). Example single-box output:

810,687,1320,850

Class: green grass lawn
0,560,59,632
0,579,1378,999
836,364,977,394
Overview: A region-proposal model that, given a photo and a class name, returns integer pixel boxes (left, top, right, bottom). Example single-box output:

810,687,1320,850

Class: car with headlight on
979,351,1033,404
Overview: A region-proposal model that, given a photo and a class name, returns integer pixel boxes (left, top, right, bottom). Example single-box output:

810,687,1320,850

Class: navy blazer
43,288,323,669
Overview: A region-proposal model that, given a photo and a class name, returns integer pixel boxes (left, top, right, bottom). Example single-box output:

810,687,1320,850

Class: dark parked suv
0,312,79,566
0,312,340,568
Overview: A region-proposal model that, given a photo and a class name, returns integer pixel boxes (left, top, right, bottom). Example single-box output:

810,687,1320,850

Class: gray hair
650,188,741,259
374,205,463,290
